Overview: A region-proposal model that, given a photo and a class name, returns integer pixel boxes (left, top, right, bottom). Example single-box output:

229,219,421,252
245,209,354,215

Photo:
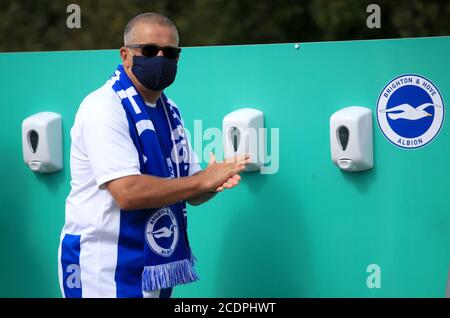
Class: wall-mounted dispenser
330,106,373,172
22,112,62,173
223,108,265,172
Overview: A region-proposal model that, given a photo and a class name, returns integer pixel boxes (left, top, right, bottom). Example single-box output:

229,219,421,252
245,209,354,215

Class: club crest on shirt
145,207,179,257
376,74,445,149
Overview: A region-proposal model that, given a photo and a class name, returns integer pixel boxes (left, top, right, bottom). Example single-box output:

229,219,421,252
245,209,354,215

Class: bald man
58,13,249,298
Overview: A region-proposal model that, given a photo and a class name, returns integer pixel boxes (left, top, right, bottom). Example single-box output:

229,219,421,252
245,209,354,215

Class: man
58,13,249,298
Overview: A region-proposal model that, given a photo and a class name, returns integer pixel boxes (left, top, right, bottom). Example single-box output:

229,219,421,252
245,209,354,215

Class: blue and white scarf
109,64,198,292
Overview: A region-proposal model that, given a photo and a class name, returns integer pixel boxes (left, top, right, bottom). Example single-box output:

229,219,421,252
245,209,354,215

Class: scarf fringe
142,255,199,291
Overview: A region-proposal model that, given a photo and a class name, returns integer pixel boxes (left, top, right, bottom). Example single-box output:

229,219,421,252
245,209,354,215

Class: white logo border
145,207,179,258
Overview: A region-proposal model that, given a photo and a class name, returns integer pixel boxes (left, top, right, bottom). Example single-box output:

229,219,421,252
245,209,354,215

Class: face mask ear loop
127,48,135,72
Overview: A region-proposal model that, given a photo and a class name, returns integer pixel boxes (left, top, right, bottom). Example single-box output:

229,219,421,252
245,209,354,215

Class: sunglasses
127,44,181,60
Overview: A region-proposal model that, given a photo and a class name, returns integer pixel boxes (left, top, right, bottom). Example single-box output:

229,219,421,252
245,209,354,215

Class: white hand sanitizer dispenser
330,106,373,172
22,112,63,173
223,108,265,172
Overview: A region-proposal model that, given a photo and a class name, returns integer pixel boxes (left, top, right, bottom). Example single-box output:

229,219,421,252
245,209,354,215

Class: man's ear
120,47,132,69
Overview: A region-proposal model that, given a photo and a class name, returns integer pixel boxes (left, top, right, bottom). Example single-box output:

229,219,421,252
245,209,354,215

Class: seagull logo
145,207,179,257
379,103,442,120
151,224,176,239
376,74,444,149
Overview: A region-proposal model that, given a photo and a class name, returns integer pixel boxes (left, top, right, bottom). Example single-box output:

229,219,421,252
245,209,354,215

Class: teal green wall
0,37,449,297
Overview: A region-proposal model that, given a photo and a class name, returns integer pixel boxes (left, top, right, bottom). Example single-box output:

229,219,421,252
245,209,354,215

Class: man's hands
198,153,250,193
105,153,250,210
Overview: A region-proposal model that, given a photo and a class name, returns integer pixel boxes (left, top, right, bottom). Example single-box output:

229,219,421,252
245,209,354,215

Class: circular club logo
376,74,444,149
145,207,179,257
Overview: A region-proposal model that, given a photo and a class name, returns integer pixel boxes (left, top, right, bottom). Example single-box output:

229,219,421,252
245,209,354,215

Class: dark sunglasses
127,44,181,60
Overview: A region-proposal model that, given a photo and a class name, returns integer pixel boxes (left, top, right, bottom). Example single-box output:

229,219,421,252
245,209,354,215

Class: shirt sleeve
82,97,141,189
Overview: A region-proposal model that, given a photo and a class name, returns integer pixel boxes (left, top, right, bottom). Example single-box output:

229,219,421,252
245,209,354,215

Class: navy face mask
131,55,178,91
